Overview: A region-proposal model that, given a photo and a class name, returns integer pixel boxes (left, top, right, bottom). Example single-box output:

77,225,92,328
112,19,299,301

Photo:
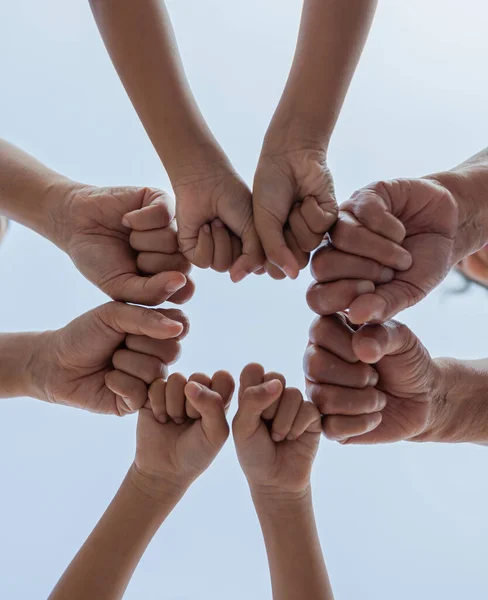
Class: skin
456,245,488,288
0,139,194,305
49,374,234,600
308,148,488,323
234,363,333,600
0,302,189,416
304,313,488,445
90,0,377,281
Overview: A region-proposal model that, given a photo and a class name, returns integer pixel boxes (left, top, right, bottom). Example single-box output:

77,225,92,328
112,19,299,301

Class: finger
104,271,188,306
301,195,336,236
193,224,214,269
130,227,178,253
211,370,235,410
231,236,243,267
352,320,417,364
288,402,322,440
253,207,300,279
122,191,175,231
348,279,425,325
323,412,383,442
255,267,266,275
148,378,169,424
284,226,310,272
155,308,190,339
289,203,323,252
306,382,387,416
137,251,192,276
98,302,184,339
239,363,265,401
308,314,358,363
303,345,378,388
261,371,287,421
185,382,229,446
210,219,233,273
345,188,406,243
306,280,375,315
168,277,196,305
270,388,303,441
125,336,182,365
330,212,412,271
105,370,148,415
233,379,283,439
186,373,212,419
230,224,264,283
165,373,187,424
310,242,394,284
264,259,287,280
112,349,166,385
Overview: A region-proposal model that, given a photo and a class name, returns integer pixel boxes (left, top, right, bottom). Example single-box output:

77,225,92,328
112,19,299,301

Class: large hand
34,302,188,416
308,178,458,323
253,146,337,279
233,364,322,495
304,313,441,444
135,371,235,489
62,184,194,305
173,162,263,281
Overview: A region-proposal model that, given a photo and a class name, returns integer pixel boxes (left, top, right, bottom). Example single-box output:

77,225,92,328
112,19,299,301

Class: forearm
426,148,488,261
0,332,47,399
265,0,377,150
49,464,185,600
418,357,488,445
252,489,333,600
89,0,227,184
0,139,70,245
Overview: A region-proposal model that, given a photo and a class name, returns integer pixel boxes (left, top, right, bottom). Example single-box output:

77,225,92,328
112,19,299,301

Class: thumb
233,379,283,440
352,320,418,364
230,222,265,283
122,189,175,231
185,382,229,446
105,271,187,306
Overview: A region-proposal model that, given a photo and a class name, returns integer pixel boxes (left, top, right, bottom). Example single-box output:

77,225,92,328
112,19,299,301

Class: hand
173,160,263,281
308,178,458,323
304,313,441,444
34,302,188,416
60,184,194,305
0,217,8,246
135,371,235,490
233,363,322,495
253,146,337,280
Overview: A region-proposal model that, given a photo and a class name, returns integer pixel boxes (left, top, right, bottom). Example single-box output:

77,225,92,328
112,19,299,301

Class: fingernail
368,310,384,323
286,434,295,441
283,265,298,279
368,369,379,386
159,317,184,334
158,414,168,424
397,252,412,271
174,418,185,425
232,270,247,283
379,267,395,283
188,382,203,398
213,219,225,228
203,224,211,234
122,216,131,228
165,279,186,294
357,280,375,294
272,433,283,442
377,392,387,410
263,380,281,394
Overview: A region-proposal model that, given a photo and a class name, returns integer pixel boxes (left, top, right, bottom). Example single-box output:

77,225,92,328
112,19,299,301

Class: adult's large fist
304,313,441,444
308,178,459,323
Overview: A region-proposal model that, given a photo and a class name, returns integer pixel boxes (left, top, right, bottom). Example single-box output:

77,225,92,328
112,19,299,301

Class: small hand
35,302,188,416
304,313,441,444
308,178,458,323
135,371,235,490
174,162,263,281
63,184,194,305
233,363,322,495
253,147,337,279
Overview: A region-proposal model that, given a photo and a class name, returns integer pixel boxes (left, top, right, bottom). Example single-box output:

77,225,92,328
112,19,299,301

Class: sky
1,0,488,598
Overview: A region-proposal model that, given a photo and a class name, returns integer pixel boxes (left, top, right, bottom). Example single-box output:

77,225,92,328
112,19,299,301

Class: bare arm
89,0,226,184
252,490,333,600
0,332,47,400
48,466,183,600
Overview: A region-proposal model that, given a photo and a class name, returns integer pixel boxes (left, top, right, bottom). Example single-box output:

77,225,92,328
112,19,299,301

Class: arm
88,0,225,184
49,467,183,600
252,490,333,600
0,332,47,400
233,364,332,600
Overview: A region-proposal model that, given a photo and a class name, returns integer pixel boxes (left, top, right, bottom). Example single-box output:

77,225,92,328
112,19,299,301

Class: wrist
426,161,488,263
261,115,330,157
251,485,313,513
130,463,189,504
163,141,232,189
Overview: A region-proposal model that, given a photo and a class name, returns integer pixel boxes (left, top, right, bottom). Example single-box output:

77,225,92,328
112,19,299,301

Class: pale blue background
1,1,488,598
